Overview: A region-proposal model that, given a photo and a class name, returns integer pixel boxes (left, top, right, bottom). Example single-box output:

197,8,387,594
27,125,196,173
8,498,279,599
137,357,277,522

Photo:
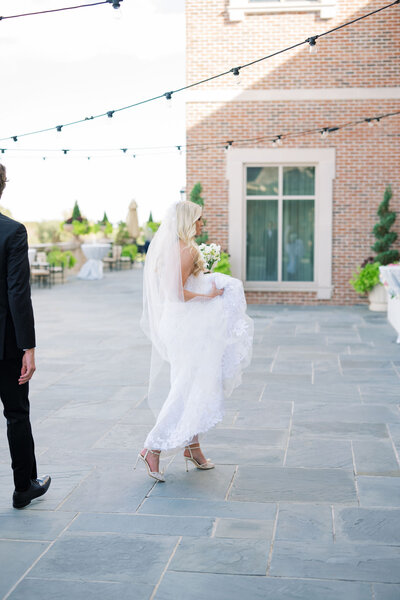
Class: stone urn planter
368,283,388,312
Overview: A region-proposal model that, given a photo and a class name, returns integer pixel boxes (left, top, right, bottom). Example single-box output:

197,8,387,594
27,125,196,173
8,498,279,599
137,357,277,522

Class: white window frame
228,0,336,21
226,148,336,299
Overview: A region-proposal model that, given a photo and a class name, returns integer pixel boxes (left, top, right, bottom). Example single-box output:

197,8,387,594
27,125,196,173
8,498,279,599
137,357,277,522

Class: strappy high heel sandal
184,445,215,472
134,449,165,482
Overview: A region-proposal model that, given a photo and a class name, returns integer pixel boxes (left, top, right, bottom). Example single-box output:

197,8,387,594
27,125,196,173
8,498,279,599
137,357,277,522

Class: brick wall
186,0,400,304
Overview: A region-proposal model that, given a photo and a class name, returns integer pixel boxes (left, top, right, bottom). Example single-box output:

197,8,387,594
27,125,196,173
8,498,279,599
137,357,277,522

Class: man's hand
19,348,36,385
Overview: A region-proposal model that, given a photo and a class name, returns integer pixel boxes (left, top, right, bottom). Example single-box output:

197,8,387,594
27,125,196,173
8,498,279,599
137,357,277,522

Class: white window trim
228,0,336,21
226,148,336,299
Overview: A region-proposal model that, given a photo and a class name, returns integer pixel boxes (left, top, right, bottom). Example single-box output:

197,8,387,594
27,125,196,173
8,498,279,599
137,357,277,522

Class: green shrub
121,244,138,261
47,249,76,269
213,252,232,276
371,185,399,265
350,262,380,295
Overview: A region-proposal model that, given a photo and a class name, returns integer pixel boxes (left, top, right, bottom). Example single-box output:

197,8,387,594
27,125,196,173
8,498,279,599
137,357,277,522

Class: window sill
228,1,336,21
245,282,332,299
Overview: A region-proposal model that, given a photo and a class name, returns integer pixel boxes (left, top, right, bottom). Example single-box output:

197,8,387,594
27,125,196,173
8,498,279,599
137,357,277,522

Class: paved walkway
1,269,400,599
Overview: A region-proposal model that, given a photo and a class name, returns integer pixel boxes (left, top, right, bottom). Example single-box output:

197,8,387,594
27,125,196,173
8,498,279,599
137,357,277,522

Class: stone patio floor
1,268,400,600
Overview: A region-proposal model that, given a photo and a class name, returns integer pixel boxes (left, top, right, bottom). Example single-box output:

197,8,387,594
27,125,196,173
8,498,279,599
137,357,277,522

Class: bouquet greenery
199,243,221,271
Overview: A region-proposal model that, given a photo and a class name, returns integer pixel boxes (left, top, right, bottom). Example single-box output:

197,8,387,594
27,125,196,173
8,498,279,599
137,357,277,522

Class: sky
0,0,186,225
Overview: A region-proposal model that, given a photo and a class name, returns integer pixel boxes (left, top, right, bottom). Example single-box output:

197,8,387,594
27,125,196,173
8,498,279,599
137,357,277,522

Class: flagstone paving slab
169,537,270,575
230,466,357,503
29,532,178,585
8,579,152,600
334,507,400,545
155,572,373,600
1,270,399,598
275,504,333,542
69,512,215,537
270,540,400,583
0,541,49,598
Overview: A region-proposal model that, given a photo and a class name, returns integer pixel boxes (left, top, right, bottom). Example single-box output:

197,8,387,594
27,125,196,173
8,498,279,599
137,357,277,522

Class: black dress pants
0,356,37,492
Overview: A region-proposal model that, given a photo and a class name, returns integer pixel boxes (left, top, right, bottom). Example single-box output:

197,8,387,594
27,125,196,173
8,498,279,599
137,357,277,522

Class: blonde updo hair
0,164,6,198
176,200,204,276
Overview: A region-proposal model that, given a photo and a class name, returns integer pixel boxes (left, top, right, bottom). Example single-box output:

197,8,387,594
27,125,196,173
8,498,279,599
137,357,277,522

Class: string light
1,1,398,143
272,135,283,147
1,110,399,159
56,126,63,132
307,36,318,54
0,1,120,22
231,67,241,86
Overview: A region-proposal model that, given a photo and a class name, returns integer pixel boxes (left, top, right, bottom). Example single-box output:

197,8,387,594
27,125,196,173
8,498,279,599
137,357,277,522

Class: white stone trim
228,0,336,21
226,148,336,298
186,88,400,103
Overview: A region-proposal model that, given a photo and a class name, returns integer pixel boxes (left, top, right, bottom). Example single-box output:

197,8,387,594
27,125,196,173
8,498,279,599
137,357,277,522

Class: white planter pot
368,283,388,312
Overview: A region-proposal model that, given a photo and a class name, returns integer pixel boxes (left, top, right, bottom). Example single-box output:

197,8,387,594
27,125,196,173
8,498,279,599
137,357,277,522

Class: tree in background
68,200,84,222
190,182,209,244
372,185,399,265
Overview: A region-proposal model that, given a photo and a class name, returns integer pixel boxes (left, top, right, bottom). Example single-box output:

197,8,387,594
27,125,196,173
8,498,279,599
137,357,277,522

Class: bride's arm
180,246,223,301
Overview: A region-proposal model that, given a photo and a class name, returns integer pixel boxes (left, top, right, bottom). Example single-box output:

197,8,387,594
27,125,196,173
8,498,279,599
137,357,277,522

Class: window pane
282,200,314,282
283,166,315,196
246,200,278,281
247,167,279,196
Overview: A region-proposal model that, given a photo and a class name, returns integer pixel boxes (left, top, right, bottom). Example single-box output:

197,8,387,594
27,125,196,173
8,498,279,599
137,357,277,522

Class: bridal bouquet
198,243,221,271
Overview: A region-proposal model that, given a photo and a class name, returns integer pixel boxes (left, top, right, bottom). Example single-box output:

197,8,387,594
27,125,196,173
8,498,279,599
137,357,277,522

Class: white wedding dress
140,202,253,454
143,271,253,452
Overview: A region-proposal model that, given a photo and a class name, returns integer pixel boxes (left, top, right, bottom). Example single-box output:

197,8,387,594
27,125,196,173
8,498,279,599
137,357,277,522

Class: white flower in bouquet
198,243,221,271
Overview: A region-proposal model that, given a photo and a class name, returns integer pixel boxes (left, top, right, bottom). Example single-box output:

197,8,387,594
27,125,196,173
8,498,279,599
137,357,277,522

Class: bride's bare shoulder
179,241,194,267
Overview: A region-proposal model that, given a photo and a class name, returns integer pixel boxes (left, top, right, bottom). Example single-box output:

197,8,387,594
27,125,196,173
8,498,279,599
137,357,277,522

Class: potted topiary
350,186,399,311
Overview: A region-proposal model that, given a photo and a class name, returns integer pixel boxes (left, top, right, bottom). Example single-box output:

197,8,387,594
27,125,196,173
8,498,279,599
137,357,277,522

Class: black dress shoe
13,476,51,509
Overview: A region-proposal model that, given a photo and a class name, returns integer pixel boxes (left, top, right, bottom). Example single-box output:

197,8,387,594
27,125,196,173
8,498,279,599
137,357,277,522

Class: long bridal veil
140,201,254,452
140,202,184,418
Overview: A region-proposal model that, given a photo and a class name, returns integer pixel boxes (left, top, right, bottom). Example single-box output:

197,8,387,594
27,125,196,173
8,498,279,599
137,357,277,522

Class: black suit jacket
0,213,35,360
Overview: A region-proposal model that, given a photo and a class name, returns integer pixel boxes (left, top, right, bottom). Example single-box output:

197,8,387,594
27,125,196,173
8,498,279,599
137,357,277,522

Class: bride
136,200,253,481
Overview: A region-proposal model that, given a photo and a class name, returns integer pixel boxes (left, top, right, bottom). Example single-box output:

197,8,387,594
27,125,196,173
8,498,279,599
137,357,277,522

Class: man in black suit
0,164,50,508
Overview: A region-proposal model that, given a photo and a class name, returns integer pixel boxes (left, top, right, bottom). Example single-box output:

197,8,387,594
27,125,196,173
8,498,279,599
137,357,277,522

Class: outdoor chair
103,244,123,271
49,263,65,284
119,254,132,269
31,265,51,288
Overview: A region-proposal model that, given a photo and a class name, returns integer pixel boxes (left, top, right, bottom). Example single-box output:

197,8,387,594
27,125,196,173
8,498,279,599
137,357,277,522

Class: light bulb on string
177,145,183,156
320,128,329,139
307,36,318,54
1,149,5,154
12,136,18,142
231,67,241,87
365,118,374,127
56,125,63,132
375,118,382,126
272,135,283,148
165,92,173,111
224,141,233,152
107,111,115,119
107,0,123,18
